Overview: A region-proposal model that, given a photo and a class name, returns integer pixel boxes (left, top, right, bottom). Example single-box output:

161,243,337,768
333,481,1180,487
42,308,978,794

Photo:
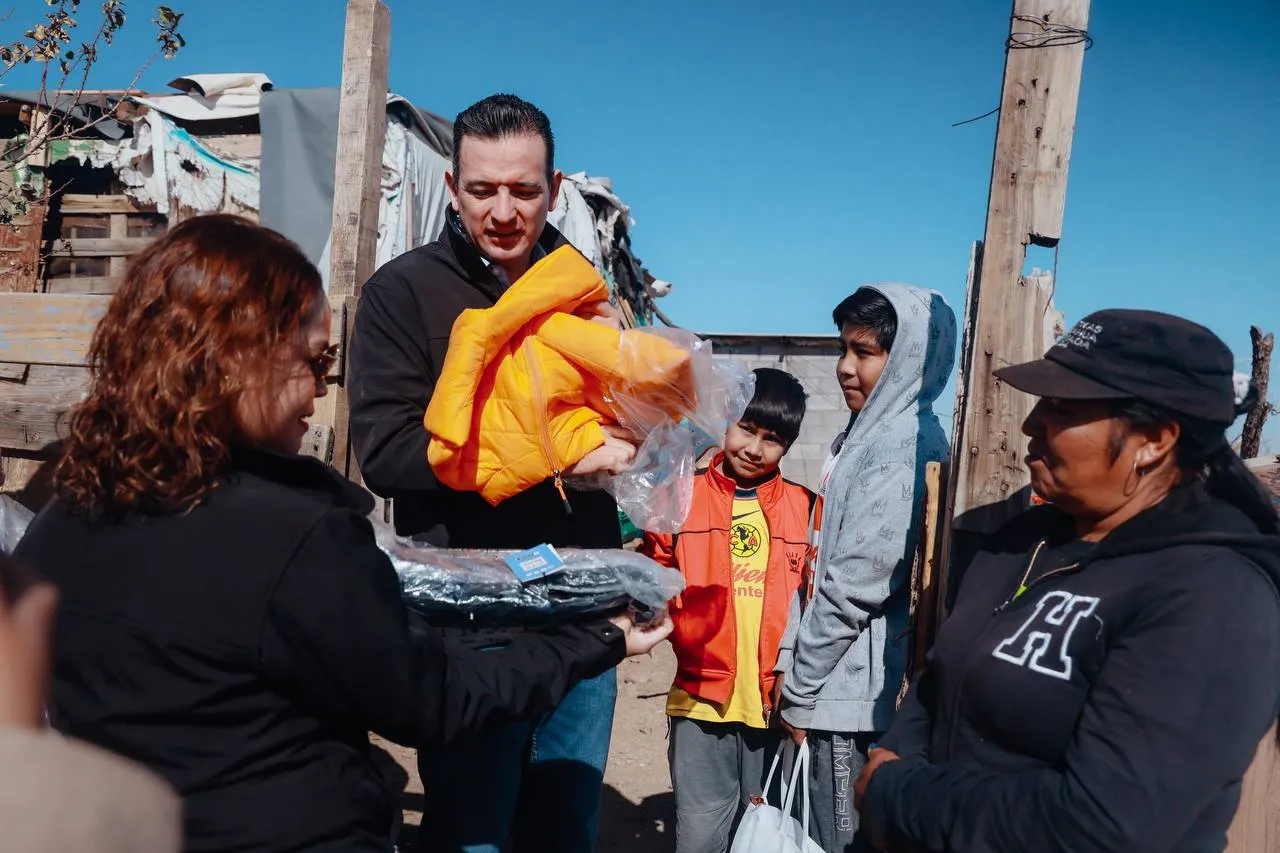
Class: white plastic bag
731,741,824,853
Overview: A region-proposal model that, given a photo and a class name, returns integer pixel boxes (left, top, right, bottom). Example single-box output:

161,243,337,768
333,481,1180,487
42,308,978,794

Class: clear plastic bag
0,495,34,555
375,521,685,629
568,328,756,533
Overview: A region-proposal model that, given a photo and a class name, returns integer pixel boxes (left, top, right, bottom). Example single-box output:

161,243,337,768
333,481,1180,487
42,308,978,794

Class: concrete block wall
702,334,845,492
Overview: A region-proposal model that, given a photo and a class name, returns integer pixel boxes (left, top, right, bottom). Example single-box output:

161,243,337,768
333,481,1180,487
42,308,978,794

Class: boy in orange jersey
642,367,814,853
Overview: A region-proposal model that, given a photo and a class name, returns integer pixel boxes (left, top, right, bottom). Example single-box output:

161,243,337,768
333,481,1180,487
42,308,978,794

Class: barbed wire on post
950,14,1094,129
1007,14,1093,50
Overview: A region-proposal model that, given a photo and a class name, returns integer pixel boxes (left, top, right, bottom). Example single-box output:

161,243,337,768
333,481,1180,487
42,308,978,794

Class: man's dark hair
741,368,808,447
832,288,897,351
452,93,555,185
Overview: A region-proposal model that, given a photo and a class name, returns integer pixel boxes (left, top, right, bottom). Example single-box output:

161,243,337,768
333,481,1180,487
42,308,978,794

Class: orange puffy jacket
642,457,815,718
424,245,696,506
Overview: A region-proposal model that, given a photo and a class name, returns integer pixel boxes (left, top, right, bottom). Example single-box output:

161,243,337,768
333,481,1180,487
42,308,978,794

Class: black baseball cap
995,309,1238,425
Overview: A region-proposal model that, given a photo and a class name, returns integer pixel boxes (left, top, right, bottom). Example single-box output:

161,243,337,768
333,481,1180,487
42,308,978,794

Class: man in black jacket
348,94,632,853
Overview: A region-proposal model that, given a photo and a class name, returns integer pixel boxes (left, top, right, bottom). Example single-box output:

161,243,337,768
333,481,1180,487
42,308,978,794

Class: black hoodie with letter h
865,482,1280,853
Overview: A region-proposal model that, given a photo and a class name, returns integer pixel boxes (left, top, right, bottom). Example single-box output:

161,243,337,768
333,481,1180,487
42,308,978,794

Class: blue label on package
504,543,566,583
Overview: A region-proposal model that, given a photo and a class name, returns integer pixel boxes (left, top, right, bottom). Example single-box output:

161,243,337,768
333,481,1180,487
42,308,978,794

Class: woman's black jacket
15,448,625,852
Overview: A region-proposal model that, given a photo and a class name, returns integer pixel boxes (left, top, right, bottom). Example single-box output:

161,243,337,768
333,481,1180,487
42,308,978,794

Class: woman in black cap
854,309,1280,853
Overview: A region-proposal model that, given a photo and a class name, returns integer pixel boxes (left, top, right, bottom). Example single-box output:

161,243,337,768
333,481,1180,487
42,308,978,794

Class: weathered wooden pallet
0,293,349,460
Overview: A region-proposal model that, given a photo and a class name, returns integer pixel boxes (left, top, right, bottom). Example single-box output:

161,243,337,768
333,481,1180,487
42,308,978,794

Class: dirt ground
372,643,678,852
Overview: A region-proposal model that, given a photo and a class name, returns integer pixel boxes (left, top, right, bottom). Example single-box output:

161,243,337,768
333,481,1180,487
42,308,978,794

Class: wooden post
1227,725,1280,853
1230,338,1280,850
108,210,129,281
936,241,981,615
21,108,52,170
947,0,1090,555
324,0,390,480
906,462,947,684
1241,326,1274,459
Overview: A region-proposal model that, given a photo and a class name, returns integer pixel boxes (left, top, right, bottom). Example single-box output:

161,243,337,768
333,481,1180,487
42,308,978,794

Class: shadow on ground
600,784,675,852
371,739,674,853
370,741,422,851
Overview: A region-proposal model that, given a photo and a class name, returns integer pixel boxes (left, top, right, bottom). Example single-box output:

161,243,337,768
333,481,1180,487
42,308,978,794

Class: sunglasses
307,344,340,381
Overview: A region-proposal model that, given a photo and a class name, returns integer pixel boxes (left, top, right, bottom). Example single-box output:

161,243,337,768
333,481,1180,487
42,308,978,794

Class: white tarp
548,177,602,269
132,73,273,123
317,116,452,290
566,172,634,265
105,113,260,215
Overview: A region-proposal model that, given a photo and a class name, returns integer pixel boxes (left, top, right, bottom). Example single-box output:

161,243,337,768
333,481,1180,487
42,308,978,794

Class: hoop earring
1123,459,1145,497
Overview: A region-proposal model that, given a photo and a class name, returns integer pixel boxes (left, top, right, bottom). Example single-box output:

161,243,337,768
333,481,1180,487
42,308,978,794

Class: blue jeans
418,668,618,853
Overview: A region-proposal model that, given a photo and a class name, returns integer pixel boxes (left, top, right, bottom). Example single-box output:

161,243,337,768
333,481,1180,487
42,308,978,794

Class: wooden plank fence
1230,457,1280,850
0,293,347,463
44,194,168,295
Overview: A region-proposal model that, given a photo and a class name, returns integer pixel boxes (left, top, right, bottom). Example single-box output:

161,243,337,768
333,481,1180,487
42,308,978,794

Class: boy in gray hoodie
775,283,956,851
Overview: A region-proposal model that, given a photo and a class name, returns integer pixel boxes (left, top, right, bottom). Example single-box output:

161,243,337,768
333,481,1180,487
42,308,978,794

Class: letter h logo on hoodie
991,591,1101,681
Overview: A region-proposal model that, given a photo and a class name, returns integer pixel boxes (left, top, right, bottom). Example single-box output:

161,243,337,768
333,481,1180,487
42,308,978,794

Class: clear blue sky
6,0,1279,444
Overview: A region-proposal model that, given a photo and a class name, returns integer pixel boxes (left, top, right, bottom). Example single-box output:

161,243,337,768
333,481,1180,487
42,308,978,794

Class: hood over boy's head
833,288,897,351
835,283,957,425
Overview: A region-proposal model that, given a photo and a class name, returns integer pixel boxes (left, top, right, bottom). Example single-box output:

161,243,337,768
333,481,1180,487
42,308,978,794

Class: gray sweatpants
805,731,880,853
668,716,779,853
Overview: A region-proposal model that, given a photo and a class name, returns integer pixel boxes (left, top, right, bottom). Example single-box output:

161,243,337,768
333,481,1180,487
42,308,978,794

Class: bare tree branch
2,2,185,223
1241,326,1275,459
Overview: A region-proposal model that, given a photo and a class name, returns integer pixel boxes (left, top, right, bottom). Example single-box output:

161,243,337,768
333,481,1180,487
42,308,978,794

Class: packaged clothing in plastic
375,522,684,629
0,495,34,555
567,327,755,533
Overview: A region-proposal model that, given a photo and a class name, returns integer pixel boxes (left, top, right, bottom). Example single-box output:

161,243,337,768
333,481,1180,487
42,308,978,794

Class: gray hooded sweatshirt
779,282,957,733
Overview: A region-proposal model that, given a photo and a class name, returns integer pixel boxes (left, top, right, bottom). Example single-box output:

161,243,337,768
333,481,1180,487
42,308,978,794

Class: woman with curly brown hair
13,214,671,853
